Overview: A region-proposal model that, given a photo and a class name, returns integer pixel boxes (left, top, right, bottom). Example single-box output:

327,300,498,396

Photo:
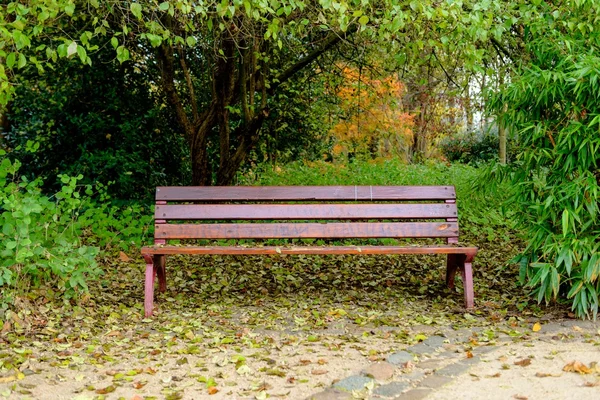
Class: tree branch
157,45,194,142
270,24,359,94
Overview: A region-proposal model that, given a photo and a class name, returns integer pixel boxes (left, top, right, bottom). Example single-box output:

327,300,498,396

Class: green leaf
186,36,197,47
110,37,118,49
159,2,170,11
17,53,26,69
67,41,78,57
64,3,75,16
130,3,142,19
116,46,130,63
6,53,16,68
358,15,369,25
561,209,569,237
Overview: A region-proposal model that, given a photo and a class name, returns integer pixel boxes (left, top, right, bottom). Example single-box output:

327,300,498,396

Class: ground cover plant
1,159,579,399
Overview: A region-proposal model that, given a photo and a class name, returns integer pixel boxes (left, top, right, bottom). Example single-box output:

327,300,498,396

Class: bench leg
446,254,464,290
446,254,475,309
156,255,167,293
461,260,475,309
143,254,156,317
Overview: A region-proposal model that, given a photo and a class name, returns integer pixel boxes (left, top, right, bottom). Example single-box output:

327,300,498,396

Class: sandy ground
0,332,392,400
428,339,600,400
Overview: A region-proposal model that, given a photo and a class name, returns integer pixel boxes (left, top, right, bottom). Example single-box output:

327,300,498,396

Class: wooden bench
141,186,477,317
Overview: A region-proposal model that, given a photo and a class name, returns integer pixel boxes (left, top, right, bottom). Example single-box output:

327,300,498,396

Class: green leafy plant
486,2,600,319
0,150,101,304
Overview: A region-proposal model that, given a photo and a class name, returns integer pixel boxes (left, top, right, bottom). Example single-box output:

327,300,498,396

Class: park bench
141,186,477,317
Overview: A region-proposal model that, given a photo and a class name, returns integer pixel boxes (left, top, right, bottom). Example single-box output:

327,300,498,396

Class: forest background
1,0,600,322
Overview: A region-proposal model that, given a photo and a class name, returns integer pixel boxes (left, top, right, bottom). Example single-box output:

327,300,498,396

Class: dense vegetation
1,1,600,319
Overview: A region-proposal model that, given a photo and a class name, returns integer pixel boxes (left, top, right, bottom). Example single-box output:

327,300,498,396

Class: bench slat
155,222,459,239
156,186,456,201
155,203,458,220
141,245,477,256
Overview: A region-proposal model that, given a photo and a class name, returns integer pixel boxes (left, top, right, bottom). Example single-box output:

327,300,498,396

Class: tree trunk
158,24,358,186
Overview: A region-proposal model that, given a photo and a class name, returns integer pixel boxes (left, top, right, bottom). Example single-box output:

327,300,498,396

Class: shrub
0,151,101,303
486,2,600,319
440,129,516,165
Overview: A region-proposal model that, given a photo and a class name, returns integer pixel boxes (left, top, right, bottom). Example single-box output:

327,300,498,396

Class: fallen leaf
513,395,528,400
466,351,473,359
317,359,328,365
1,320,11,333
96,385,116,394
514,359,532,367
287,377,296,384
532,322,541,332
0,375,16,384
131,396,144,400
207,386,219,395
132,381,147,389
563,361,593,374
487,372,501,378
583,380,600,387
299,360,311,366
311,369,328,375
119,251,131,262
265,368,286,377
535,372,561,378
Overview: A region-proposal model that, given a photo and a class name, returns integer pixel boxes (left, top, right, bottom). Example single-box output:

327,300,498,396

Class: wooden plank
141,245,478,256
155,203,458,220
155,222,459,239
156,186,456,201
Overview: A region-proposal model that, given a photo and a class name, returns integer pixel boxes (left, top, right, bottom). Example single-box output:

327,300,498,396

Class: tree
330,64,414,161
5,47,189,200
1,0,538,184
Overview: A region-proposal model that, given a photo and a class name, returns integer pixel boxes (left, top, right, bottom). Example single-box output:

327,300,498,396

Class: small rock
373,381,410,397
423,335,446,349
307,389,352,400
332,375,374,392
387,351,414,365
407,343,432,355
362,362,395,381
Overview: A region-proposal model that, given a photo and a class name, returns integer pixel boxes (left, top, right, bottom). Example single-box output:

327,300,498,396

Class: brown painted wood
156,185,456,201
155,222,459,239
141,245,478,256
155,203,458,220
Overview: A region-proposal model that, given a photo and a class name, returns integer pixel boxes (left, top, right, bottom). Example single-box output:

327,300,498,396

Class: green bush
0,150,154,307
0,151,101,303
440,130,515,165
486,2,600,319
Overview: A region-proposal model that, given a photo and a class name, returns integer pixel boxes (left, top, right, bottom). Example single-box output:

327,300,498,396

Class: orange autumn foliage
330,66,414,160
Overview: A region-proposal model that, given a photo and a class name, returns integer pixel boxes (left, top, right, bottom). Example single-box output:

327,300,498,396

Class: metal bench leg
156,255,167,293
143,254,156,317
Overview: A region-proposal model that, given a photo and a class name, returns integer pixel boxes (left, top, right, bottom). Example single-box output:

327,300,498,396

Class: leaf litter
0,232,593,399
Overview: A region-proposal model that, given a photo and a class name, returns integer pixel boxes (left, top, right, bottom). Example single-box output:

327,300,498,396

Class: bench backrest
152,186,460,245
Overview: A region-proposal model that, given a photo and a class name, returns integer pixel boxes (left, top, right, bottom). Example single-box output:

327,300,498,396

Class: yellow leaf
0,375,16,384
532,322,542,332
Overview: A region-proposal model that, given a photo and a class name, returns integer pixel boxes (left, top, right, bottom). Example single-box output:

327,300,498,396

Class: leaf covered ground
0,231,577,399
